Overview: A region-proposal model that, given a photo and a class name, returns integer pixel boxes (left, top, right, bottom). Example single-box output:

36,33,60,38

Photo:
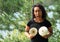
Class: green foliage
0,0,24,14
3,29,30,42
0,0,60,42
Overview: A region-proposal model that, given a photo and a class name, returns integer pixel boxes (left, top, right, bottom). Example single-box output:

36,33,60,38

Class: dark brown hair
32,3,47,20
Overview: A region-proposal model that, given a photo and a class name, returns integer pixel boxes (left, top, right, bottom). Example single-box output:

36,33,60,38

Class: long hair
32,3,47,20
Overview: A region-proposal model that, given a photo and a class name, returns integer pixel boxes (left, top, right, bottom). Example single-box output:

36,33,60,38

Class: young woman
25,3,53,42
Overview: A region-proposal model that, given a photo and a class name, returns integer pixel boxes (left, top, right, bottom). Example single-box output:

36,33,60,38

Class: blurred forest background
0,0,60,42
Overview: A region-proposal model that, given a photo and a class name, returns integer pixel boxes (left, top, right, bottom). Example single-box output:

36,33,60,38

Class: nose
36,12,39,15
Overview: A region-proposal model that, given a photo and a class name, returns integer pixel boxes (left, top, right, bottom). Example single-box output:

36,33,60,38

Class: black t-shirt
27,19,51,42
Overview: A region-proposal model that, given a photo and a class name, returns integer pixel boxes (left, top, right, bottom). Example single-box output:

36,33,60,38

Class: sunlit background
0,0,60,42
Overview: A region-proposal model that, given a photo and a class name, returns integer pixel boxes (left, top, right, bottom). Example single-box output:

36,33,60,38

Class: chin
36,16,41,18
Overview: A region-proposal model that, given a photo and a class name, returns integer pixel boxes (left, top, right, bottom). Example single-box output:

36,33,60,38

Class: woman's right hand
28,34,34,39
25,26,34,39
25,32,34,39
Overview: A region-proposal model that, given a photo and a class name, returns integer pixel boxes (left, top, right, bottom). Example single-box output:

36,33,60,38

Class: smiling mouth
36,16,40,17
37,16,40,17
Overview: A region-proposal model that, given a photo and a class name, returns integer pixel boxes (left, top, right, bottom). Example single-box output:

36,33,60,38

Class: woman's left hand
42,27,53,39
42,32,50,39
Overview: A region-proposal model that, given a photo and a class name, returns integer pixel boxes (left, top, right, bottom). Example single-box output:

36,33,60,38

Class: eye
35,10,37,12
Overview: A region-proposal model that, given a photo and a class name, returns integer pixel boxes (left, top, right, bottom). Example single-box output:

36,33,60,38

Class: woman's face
34,7,42,18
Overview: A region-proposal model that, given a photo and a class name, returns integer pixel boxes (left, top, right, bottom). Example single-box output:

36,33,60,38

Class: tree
0,0,60,42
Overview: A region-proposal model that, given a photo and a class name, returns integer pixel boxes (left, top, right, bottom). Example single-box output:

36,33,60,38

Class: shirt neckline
33,19,45,24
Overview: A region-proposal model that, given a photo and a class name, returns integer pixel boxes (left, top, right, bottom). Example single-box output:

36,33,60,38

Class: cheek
34,12,37,16
40,13,42,16
39,12,42,16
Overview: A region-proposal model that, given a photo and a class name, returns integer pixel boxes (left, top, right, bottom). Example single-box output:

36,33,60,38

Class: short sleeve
45,20,52,28
27,20,32,27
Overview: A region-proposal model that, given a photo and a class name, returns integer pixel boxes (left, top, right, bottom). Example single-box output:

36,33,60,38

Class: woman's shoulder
44,19,50,23
27,19,34,26
44,19,52,27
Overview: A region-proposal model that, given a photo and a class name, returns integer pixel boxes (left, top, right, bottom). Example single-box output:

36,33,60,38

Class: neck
34,17,44,23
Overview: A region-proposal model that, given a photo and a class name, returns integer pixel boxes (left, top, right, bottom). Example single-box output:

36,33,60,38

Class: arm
25,25,34,39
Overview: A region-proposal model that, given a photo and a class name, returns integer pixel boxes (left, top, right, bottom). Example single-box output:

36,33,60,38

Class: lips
37,16,40,17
